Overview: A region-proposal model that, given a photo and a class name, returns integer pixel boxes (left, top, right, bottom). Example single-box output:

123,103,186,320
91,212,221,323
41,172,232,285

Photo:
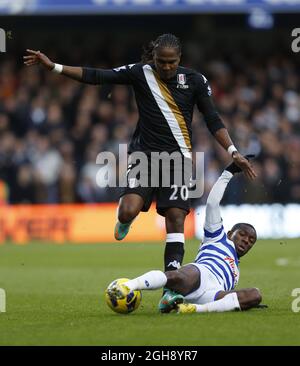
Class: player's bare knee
251,288,262,305
118,206,138,223
238,288,262,310
165,270,185,290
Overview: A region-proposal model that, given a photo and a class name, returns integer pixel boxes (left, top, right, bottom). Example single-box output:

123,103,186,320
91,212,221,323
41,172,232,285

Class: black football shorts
119,153,192,217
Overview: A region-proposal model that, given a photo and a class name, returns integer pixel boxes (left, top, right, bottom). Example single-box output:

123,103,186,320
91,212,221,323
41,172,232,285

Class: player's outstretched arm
24,49,133,85
23,49,83,81
205,154,255,231
204,170,233,232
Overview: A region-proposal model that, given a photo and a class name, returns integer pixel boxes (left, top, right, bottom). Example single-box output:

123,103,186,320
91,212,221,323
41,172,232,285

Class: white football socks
195,293,241,313
125,270,167,291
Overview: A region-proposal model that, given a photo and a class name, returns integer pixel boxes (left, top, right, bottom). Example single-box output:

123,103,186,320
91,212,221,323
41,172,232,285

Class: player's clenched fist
23,49,54,70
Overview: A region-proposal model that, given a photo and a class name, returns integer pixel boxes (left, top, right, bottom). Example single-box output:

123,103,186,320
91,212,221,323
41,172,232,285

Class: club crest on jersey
177,74,189,89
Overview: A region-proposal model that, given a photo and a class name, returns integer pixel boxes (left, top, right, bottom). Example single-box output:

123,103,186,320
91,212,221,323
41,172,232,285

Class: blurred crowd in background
0,30,299,206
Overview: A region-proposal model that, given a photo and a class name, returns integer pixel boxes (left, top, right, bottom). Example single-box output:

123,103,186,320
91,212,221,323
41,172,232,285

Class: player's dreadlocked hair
141,33,182,64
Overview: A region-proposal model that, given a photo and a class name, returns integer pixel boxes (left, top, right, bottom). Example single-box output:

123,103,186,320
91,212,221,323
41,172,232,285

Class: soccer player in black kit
24,34,256,275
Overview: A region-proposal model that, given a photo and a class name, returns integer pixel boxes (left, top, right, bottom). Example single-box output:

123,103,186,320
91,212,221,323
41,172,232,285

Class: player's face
153,47,181,80
229,226,257,257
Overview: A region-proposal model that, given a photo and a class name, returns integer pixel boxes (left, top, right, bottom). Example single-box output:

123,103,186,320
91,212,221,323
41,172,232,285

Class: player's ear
227,230,233,239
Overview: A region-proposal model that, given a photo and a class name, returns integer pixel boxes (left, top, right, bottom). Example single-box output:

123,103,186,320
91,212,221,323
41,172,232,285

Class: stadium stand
0,16,299,206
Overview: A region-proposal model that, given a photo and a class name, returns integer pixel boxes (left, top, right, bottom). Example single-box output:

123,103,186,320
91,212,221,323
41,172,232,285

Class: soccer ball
105,278,142,314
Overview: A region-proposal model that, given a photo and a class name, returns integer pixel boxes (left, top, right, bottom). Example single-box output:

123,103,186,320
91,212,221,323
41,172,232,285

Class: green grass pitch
0,239,299,346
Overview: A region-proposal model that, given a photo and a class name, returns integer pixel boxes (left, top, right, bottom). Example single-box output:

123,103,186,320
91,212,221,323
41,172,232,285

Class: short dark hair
141,33,182,64
231,223,256,235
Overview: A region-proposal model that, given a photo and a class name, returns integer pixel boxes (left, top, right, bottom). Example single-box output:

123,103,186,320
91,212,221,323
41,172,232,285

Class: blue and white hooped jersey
194,225,240,291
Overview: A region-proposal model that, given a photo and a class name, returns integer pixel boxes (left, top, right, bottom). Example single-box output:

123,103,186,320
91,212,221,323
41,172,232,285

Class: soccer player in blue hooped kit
108,157,263,314
24,34,256,280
